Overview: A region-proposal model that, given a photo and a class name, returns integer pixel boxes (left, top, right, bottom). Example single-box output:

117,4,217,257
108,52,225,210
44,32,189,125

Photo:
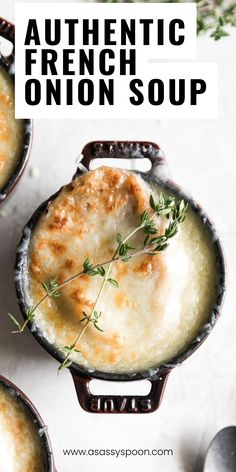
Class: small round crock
15,141,226,414
0,375,55,471
0,17,32,203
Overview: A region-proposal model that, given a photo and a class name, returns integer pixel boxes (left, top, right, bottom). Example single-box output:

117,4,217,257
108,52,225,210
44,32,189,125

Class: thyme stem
58,222,140,370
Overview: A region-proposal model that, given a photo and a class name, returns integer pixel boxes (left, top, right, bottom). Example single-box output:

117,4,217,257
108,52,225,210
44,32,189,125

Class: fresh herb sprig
164,0,236,39
197,1,236,40
105,0,236,40
167,0,236,40
9,192,188,371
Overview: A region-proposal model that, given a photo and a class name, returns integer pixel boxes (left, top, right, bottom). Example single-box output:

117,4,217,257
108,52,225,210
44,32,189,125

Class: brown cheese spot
60,196,74,211
100,333,122,350
136,254,166,278
29,254,41,276
79,274,90,283
126,175,146,213
103,168,121,187
64,258,74,269
115,292,133,310
57,273,65,285
48,241,66,255
136,259,155,276
107,352,119,364
0,93,12,105
34,286,44,300
115,261,129,280
37,239,47,250
49,215,68,231
71,288,94,308
94,334,122,364
102,192,129,213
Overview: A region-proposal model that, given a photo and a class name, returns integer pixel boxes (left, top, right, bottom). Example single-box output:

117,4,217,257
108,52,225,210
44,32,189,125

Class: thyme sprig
169,0,236,40
106,0,236,40
197,1,236,40
9,192,188,371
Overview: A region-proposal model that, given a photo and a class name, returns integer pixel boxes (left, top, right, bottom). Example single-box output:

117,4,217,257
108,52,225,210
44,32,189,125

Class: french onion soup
27,167,217,373
0,384,46,472
0,65,24,191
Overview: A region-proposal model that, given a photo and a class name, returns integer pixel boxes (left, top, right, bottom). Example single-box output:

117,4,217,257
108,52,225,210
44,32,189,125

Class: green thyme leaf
159,192,165,206
154,243,169,252
118,242,135,257
42,278,61,297
83,257,93,273
26,307,35,321
116,233,122,244
93,311,102,320
107,278,119,288
93,322,104,332
165,221,178,238
87,268,100,276
149,194,156,210
83,260,108,278
144,235,150,246
150,236,166,245
143,226,157,235
8,314,21,330
141,210,149,225
61,359,73,369
97,266,106,277
80,311,90,323
157,207,173,216
41,281,49,292
121,256,131,262
59,346,71,354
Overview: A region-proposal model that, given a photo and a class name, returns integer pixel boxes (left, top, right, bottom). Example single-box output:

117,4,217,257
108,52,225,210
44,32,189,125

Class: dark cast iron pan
15,141,226,413
0,375,55,471
0,17,32,203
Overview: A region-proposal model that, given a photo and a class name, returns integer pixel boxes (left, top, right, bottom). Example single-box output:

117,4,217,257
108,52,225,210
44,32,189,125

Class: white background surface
0,2,236,472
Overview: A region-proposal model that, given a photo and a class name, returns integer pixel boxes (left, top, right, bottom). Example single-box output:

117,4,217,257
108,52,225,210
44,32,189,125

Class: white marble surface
1,2,236,472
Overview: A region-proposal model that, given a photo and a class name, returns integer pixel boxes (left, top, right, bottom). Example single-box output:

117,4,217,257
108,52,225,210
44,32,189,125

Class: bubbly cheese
28,167,217,373
0,66,24,191
0,384,46,472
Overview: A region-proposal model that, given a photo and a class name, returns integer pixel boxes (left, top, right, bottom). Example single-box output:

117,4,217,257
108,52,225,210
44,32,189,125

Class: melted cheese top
28,167,217,373
0,66,24,191
0,385,46,472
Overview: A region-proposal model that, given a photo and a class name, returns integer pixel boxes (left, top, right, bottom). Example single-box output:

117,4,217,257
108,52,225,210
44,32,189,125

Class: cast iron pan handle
77,141,170,180
71,371,170,414
0,17,15,63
